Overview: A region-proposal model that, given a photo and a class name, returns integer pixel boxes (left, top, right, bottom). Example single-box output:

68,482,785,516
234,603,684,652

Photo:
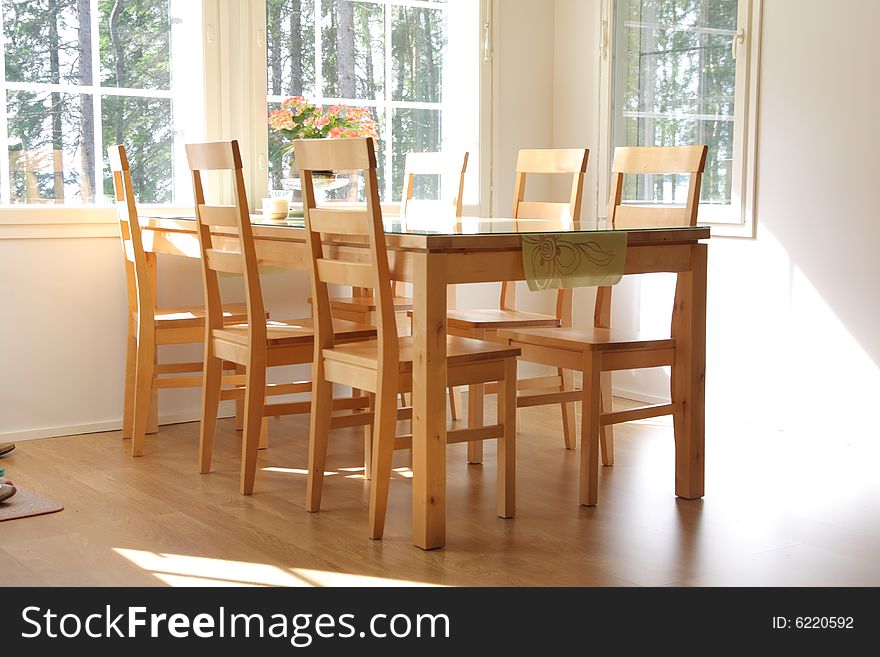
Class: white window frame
0,0,209,237
596,0,763,238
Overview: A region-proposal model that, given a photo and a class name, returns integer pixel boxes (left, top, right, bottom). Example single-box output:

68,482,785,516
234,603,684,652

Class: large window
606,0,760,233
265,0,479,203
0,0,203,206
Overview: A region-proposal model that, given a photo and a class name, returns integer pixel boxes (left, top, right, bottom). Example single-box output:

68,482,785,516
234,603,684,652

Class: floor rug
0,487,63,522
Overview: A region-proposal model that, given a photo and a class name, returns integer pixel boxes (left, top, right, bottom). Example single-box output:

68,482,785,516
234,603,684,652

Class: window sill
707,220,757,239
0,205,190,239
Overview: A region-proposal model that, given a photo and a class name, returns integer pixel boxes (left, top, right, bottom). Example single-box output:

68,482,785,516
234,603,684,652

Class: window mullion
90,0,103,203
384,0,393,201
314,0,323,99
0,1,10,204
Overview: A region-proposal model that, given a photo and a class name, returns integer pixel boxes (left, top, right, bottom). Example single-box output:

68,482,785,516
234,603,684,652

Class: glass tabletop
147,210,706,236
247,213,707,235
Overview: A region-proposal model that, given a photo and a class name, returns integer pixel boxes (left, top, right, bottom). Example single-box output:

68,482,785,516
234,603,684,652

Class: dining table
138,211,709,550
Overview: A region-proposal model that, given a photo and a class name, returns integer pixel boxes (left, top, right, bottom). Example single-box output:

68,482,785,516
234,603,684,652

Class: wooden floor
2,398,880,587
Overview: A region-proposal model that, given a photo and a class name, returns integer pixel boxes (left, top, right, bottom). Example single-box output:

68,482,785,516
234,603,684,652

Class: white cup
261,196,289,218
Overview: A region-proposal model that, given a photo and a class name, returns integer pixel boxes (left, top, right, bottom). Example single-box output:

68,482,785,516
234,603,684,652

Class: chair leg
198,348,224,474
306,369,334,512
449,386,463,420
234,364,245,431
122,313,138,440
579,351,602,506
131,319,155,457
239,359,267,495
467,383,485,463
599,372,615,465
146,347,159,435
258,418,270,449
559,368,577,450
497,358,517,518
368,376,399,540
363,393,375,481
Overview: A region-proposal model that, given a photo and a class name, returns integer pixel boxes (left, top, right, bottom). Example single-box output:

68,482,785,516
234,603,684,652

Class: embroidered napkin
521,232,627,291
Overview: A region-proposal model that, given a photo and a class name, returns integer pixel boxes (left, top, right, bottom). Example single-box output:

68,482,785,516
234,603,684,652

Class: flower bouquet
269,97,380,208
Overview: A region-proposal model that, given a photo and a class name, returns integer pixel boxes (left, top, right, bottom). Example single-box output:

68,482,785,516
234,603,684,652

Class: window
0,0,203,206
601,0,761,235
264,0,480,203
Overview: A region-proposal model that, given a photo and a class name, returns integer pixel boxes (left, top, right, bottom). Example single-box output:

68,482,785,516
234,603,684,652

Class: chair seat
328,295,414,313
149,303,249,328
214,317,375,347
498,326,675,352
323,335,520,371
446,308,561,330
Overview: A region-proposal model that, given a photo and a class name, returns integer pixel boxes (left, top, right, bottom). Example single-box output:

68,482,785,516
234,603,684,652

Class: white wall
0,235,312,440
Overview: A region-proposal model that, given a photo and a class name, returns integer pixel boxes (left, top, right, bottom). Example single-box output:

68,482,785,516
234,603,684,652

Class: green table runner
522,232,627,291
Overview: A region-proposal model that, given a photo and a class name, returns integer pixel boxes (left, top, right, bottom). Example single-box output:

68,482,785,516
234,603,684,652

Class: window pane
101,95,173,203
6,90,94,203
391,5,445,103
3,0,90,85
321,0,384,100
613,0,738,206
392,108,441,201
267,0,316,97
98,0,171,90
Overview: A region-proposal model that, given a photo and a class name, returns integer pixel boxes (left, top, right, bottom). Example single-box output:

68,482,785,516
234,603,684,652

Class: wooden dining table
139,212,709,550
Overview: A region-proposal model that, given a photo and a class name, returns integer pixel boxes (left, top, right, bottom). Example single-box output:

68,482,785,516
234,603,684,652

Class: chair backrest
400,151,469,229
607,145,708,229
186,140,266,344
501,147,590,322
297,137,398,368
108,144,154,324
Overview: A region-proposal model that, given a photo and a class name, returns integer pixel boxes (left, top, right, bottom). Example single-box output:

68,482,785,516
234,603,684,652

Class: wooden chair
326,151,470,418
497,144,708,506
109,144,248,457
446,148,588,461
186,140,375,494
297,137,519,540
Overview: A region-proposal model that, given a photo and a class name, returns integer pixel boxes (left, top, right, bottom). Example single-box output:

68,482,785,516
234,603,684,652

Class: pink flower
328,127,343,138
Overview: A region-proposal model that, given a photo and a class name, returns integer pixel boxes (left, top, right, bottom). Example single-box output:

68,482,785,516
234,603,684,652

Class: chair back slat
297,137,398,368
516,148,589,174
611,145,707,174
612,204,692,229
198,204,241,228
187,140,265,343
500,147,590,321
186,141,243,171
108,144,153,322
515,201,575,224
295,137,375,171
205,248,246,274
308,208,372,236
316,259,374,287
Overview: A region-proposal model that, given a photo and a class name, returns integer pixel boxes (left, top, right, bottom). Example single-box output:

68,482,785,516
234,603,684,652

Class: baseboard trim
1,403,236,442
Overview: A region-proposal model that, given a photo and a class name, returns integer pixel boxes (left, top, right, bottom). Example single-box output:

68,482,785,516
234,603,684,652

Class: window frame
596,0,763,238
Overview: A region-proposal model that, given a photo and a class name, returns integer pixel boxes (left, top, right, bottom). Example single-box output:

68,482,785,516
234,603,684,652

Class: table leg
411,251,447,550
671,243,707,499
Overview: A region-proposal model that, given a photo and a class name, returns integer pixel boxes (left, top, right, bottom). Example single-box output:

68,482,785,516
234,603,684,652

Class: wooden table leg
411,251,447,550
671,243,707,499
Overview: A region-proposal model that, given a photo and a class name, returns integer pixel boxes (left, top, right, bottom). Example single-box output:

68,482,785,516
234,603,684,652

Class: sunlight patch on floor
114,548,443,587
261,467,337,476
